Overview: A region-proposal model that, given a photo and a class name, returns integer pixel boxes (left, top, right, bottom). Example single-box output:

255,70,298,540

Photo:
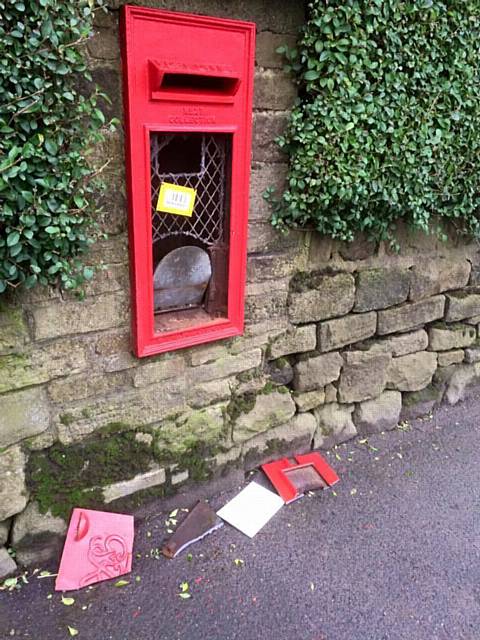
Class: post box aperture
121,6,255,357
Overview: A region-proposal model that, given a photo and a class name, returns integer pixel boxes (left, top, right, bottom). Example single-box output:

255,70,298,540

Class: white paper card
216,481,284,538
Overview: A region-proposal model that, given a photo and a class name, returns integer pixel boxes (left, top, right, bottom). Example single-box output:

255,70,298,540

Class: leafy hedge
0,0,112,294
269,0,480,243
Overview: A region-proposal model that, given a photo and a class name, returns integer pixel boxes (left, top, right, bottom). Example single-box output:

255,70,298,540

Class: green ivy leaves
269,0,480,244
0,0,110,294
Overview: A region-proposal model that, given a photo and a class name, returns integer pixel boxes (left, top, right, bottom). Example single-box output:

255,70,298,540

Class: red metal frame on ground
121,6,255,357
262,453,340,503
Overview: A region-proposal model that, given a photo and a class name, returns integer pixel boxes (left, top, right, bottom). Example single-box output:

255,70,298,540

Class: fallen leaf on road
234,558,244,567
350,488,357,496
114,580,129,587
67,627,79,637
61,596,75,606
38,571,57,579
0,577,18,592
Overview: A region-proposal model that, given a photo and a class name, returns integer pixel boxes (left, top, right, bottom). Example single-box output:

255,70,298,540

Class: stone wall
1,0,480,570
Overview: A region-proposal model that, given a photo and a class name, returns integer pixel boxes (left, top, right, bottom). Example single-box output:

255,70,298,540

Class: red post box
121,6,255,357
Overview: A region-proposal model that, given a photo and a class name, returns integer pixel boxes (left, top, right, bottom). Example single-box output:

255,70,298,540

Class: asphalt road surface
1,398,479,640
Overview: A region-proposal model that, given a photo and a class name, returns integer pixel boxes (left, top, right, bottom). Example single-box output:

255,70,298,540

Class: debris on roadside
177,580,191,599
55,508,134,592
162,501,223,559
261,452,339,503
216,482,284,538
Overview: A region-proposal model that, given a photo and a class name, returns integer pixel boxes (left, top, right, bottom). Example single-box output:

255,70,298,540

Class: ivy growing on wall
269,0,480,243
0,0,113,294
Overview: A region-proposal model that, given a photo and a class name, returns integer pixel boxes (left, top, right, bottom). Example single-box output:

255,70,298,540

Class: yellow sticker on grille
156,183,196,217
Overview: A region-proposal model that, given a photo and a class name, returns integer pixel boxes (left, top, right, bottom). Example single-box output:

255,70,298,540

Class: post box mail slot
121,6,255,357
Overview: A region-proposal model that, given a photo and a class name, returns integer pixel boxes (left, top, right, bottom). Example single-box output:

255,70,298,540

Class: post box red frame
120,6,255,357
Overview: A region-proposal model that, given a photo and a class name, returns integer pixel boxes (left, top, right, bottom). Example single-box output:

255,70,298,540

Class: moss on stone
402,385,440,407
178,442,214,481
0,353,36,393
237,367,262,383
153,407,226,461
260,382,290,395
59,413,75,426
431,321,474,332
226,391,256,423
105,484,170,514
321,425,334,437
27,429,155,520
273,357,289,370
289,268,339,293
264,438,287,455
0,304,27,353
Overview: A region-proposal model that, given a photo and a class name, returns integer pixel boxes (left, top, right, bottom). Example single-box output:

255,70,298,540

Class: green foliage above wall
269,0,480,243
0,0,113,294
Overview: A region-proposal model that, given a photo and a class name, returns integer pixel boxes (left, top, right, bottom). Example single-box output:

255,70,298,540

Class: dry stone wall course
409,259,471,301
102,467,166,503
0,520,10,546
0,446,28,522
442,363,480,405
313,403,357,449
317,312,376,352
354,268,410,312
0,547,16,579
428,324,476,351
0,387,50,449
365,329,429,357
437,350,465,367
0,307,29,356
32,293,129,340
289,272,355,324
464,347,480,364
269,325,317,359
387,351,438,392
293,352,343,392
293,389,326,413
445,290,480,321
353,391,402,435
338,351,392,403
233,390,296,444
2,0,480,565
377,296,446,335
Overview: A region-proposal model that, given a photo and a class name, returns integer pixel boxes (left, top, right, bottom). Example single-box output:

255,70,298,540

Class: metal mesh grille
151,133,227,245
